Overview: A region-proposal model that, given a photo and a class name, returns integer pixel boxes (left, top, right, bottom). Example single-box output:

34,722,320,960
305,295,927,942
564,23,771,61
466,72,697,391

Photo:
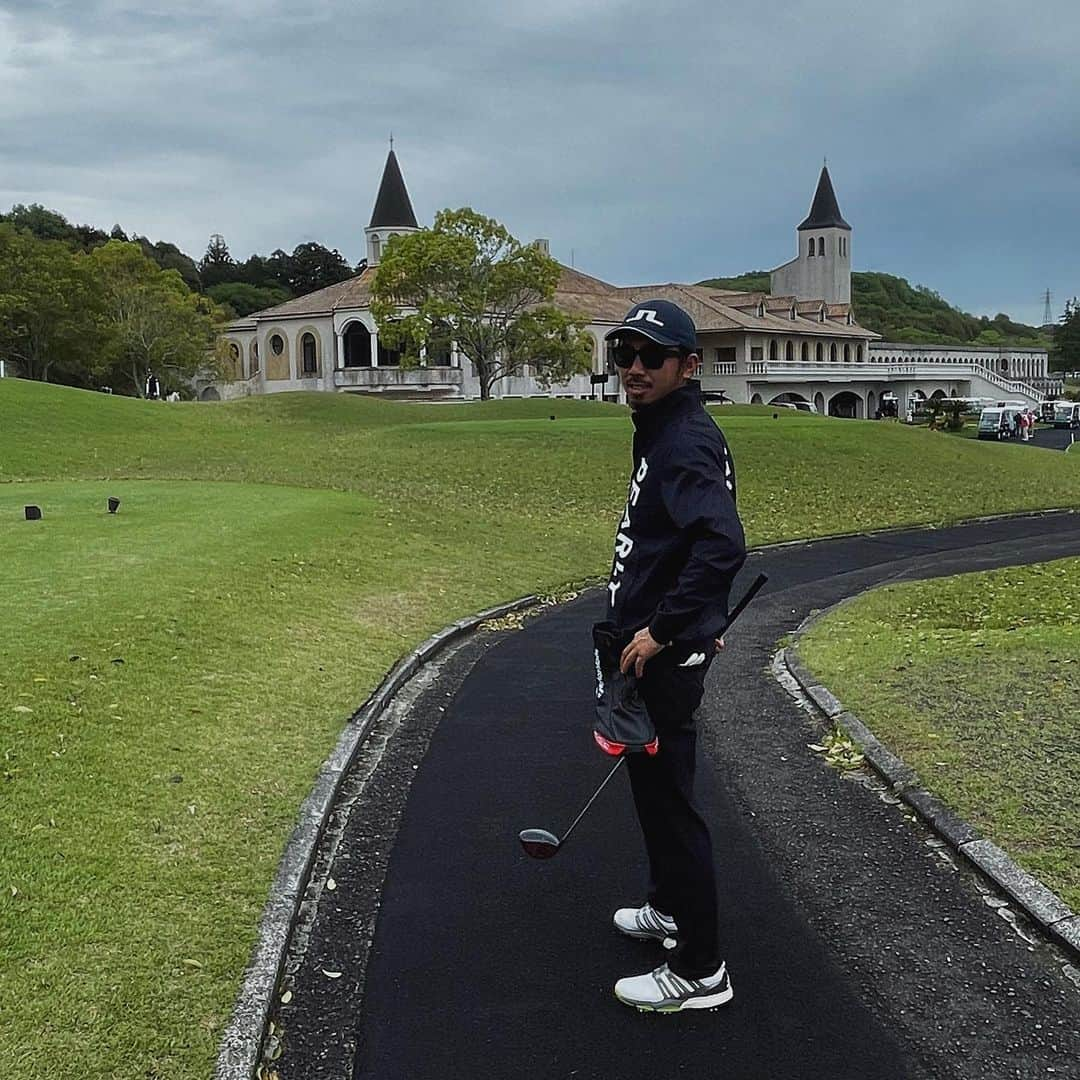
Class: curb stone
214,593,539,1080
781,608,1080,964
747,506,1076,554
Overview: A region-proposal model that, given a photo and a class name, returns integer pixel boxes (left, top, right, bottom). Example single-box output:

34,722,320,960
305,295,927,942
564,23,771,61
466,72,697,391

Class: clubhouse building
210,153,1058,416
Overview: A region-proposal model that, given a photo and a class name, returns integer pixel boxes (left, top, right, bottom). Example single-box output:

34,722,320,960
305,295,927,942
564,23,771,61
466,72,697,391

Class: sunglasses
610,340,687,370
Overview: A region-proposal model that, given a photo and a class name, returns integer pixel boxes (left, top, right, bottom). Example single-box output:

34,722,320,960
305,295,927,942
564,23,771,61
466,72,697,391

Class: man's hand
714,636,725,653
620,628,666,678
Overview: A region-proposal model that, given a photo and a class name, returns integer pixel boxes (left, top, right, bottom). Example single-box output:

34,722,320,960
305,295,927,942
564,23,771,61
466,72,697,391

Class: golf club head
518,827,560,859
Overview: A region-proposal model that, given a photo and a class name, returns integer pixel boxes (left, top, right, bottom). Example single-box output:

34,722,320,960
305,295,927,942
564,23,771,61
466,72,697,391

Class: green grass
4,377,1080,1078
798,560,1080,910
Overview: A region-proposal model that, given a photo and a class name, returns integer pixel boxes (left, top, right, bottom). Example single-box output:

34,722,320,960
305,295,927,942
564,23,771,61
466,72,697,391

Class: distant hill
698,270,1052,350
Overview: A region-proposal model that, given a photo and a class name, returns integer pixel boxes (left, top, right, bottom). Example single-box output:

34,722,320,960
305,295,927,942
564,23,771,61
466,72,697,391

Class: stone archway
343,321,372,367
828,391,862,419
199,386,221,402
814,391,825,413
750,393,763,405
867,390,877,417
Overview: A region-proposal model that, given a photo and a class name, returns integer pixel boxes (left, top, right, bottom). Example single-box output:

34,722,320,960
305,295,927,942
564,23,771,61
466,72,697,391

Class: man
602,299,746,1012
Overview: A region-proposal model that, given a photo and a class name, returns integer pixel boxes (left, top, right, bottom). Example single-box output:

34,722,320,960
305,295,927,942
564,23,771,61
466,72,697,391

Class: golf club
518,571,769,860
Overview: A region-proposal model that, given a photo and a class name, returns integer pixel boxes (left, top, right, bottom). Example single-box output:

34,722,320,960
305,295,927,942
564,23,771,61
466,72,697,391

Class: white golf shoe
614,960,733,1013
612,903,678,950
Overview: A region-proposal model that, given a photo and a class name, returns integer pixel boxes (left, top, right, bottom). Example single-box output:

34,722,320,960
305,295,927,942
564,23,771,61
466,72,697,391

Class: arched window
229,342,240,361
270,334,284,356
815,342,823,362
344,322,372,367
785,341,794,361
378,325,402,366
844,344,851,362
301,333,317,374
830,343,838,362
427,321,453,366
371,235,381,260
801,342,809,362
857,345,864,362
769,339,778,361
818,236,825,254
808,238,816,257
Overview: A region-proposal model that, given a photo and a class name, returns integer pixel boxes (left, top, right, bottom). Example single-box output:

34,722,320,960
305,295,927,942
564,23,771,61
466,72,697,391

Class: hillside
699,270,1052,350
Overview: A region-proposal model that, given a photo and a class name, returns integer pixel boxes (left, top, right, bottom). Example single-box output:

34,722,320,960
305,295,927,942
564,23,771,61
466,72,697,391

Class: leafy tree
140,239,201,290
285,241,353,294
207,281,291,317
199,233,236,288
0,224,102,383
370,207,593,400
89,240,227,395
0,203,80,245
74,223,111,251
1051,298,1080,371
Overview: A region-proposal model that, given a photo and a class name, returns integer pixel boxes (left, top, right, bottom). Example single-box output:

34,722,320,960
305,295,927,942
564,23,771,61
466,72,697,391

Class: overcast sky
1,0,1076,325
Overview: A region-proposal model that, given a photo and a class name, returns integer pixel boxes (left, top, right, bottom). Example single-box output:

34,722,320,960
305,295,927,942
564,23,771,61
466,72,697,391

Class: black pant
626,657,718,979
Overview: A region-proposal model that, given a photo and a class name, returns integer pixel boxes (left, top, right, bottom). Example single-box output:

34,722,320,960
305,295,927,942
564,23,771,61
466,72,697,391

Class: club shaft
725,572,768,629
559,756,626,847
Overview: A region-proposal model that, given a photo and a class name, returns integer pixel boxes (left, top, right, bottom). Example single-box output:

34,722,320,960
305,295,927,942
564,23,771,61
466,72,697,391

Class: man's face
614,333,697,408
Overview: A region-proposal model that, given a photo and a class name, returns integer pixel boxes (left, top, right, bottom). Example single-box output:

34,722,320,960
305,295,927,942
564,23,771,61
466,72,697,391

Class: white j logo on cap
627,309,664,326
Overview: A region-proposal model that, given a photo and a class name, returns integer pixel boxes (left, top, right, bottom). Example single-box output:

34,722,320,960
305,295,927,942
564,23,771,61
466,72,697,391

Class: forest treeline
2,201,1076,395
0,203,361,393
699,270,1056,351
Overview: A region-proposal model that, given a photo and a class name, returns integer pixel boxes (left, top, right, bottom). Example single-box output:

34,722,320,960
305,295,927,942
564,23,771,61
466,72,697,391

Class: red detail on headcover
593,730,661,756
593,730,625,756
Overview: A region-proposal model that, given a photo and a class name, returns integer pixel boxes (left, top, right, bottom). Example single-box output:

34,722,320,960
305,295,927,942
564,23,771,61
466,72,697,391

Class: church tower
770,166,851,304
364,146,419,266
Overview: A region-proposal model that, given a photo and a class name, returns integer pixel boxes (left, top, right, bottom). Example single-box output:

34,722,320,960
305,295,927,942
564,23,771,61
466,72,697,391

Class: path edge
782,602,1080,964
214,594,540,1079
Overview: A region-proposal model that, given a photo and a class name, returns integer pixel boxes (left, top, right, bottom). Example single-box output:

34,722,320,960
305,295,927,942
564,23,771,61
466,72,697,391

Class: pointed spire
368,148,418,229
797,165,850,231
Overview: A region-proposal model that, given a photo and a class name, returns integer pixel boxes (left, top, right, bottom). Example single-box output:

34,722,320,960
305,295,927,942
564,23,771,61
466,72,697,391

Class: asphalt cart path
280,513,1080,1080
1027,426,1076,451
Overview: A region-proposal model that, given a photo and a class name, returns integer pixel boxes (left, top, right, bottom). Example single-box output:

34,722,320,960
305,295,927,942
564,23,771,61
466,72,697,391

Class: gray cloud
1,0,1077,324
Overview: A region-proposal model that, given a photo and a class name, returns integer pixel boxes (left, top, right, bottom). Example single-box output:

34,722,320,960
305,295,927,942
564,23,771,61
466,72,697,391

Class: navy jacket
606,381,746,646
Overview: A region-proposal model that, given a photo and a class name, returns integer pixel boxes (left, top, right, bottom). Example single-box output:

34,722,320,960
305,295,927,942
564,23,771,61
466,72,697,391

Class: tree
1051,298,1080,372
206,281,290,317
140,238,201,291
1,203,80,245
199,233,236,288
0,224,102,383
89,240,227,395
285,241,353,294
370,208,593,399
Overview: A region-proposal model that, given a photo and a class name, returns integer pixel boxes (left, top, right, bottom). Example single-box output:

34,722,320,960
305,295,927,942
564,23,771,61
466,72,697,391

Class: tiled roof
235,261,878,340
243,268,377,321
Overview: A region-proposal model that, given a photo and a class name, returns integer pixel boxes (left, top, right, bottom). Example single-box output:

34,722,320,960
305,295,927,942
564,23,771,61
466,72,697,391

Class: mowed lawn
799,560,1080,910
4,378,1080,1079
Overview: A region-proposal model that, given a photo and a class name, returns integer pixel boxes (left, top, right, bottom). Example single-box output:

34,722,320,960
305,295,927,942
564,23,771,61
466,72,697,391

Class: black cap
604,300,697,350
